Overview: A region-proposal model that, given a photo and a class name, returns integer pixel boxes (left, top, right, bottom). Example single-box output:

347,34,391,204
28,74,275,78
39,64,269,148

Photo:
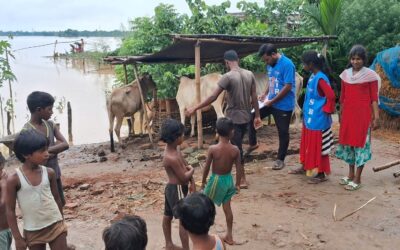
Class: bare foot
222,236,248,245
223,235,236,245
239,180,249,189
165,243,183,250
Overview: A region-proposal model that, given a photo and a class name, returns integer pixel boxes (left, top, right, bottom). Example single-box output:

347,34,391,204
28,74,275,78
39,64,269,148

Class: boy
7,129,68,249
103,215,148,250
0,153,12,250
201,117,241,245
160,119,195,250
175,192,226,250
24,91,69,206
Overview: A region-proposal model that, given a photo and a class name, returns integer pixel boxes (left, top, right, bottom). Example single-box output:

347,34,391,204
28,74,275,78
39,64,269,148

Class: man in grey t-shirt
186,50,261,188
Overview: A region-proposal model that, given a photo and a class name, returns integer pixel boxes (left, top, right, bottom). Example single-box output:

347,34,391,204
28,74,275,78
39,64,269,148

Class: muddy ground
6,123,400,250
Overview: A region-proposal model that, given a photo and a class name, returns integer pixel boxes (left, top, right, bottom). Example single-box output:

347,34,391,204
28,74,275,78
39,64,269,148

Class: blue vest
303,71,332,130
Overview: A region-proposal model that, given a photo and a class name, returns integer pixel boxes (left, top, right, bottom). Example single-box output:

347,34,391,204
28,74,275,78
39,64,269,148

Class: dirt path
6,125,400,249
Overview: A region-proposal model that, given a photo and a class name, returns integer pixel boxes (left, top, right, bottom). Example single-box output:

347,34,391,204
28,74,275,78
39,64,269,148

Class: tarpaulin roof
104,34,337,65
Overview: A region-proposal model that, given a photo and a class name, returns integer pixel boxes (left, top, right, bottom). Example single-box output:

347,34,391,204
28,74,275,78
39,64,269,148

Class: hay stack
376,64,400,130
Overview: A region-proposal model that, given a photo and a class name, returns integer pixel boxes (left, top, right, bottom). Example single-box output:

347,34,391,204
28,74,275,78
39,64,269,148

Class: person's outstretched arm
185,86,224,117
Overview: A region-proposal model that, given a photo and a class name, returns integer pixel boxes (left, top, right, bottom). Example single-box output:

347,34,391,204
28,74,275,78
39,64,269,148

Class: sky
1,0,264,31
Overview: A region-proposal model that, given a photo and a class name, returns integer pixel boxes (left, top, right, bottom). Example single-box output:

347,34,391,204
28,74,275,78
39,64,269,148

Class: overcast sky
1,0,264,31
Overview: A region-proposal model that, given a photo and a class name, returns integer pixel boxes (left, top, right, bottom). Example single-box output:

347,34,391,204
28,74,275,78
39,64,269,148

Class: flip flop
288,168,305,175
344,181,362,191
307,176,328,184
339,177,352,185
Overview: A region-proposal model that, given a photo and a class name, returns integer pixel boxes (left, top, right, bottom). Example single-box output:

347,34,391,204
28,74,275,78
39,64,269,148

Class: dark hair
174,192,215,235
103,215,148,250
160,119,184,144
258,43,277,57
13,129,48,163
27,91,55,113
349,44,367,64
223,50,239,61
301,50,329,74
216,117,234,137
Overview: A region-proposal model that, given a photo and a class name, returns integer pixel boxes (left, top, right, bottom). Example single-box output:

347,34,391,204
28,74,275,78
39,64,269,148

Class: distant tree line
0,29,126,37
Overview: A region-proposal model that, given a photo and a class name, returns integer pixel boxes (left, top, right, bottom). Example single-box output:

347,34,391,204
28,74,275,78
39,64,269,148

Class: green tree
304,0,343,58
116,4,188,98
0,40,16,87
338,0,400,62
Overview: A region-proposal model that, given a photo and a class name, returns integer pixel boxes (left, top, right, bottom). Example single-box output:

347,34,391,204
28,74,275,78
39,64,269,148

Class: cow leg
179,107,188,136
294,103,302,128
114,116,124,144
139,110,144,137
127,118,133,137
190,114,196,137
109,113,116,152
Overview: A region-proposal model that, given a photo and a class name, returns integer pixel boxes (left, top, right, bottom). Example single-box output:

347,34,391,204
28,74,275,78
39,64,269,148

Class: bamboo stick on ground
337,197,376,221
372,160,400,172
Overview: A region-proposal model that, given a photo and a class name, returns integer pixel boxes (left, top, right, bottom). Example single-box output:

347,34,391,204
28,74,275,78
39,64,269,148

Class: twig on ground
336,197,376,221
333,203,337,221
299,232,313,246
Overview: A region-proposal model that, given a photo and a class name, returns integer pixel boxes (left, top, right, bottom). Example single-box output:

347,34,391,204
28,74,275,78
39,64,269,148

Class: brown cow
107,74,156,152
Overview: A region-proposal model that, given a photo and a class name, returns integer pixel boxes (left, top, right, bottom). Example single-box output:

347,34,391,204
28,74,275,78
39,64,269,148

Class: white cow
176,73,225,137
254,72,304,127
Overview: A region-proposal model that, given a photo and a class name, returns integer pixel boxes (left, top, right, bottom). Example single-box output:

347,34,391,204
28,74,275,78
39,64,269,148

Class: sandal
339,177,352,185
344,181,362,191
288,167,305,175
307,176,328,184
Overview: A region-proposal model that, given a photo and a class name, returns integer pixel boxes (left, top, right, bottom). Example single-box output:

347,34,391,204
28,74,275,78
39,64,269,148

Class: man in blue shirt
248,44,296,170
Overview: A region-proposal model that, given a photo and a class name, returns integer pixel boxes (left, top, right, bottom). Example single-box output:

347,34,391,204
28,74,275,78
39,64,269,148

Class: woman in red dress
335,45,380,191
289,51,335,183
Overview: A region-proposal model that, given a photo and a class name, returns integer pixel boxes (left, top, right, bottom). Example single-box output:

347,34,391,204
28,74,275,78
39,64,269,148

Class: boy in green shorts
201,117,242,245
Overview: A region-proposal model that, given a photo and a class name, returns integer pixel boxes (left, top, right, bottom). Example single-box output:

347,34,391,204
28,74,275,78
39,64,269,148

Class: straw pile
376,64,400,130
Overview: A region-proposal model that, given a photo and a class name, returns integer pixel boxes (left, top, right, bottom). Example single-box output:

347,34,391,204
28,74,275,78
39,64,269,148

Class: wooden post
132,64,153,144
5,48,15,134
123,64,128,85
53,40,58,57
166,99,171,118
67,102,73,145
195,41,203,149
0,97,4,137
6,111,12,155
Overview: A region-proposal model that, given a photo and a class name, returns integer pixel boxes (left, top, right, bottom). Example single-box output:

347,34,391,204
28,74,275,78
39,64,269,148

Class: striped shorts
164,184,188,217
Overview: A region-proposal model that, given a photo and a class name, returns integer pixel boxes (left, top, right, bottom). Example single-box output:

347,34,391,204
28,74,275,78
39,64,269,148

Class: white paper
252,96,268,113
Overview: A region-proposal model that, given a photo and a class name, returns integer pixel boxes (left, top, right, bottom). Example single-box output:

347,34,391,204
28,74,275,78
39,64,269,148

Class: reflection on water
0,36,130,146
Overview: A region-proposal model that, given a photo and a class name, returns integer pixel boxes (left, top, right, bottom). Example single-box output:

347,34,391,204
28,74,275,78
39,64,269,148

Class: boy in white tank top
6,129,69,249
175,192,226,250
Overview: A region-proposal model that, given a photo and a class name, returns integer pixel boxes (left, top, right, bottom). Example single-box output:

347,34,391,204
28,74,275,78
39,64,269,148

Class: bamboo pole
67,102,73,145
132,64,153,145
123,64,128,85
5,48,15,134
53,40,58,57
166,99,171,118
195,41,203,149
372,160,400,172
0,97,4,137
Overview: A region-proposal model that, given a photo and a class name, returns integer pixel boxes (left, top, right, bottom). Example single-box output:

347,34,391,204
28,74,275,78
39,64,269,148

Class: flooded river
0,36,128,145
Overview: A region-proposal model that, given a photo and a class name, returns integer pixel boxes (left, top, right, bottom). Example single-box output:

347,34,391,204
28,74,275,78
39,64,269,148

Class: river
0,36,130,146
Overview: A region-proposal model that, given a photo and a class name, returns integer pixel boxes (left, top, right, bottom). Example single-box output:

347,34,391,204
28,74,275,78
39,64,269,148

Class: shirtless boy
161,119,195,250
201,117,242,245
